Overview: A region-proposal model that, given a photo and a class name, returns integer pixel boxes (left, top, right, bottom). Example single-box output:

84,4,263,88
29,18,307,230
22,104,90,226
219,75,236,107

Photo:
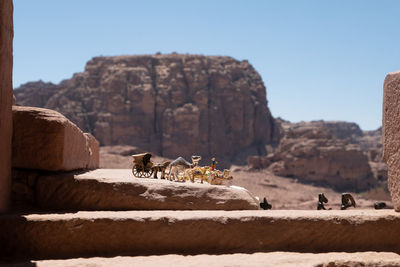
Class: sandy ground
226,168,391,210
100,149,392,210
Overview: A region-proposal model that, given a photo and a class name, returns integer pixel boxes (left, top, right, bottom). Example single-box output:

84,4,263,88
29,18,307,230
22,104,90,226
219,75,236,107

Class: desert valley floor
100,146,391,210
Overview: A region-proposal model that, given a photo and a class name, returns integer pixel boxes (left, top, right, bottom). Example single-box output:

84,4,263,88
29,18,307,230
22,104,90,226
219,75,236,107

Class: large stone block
33,169,259,211
12,106,99,171
0,0,13,212
383,71,400,211
1,210,400,260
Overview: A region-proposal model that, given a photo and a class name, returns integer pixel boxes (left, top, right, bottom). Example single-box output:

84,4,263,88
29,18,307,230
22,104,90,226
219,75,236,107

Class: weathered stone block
34,169,259,211
12,106,99,171
383,71,400,211
85,133,100,169
1,210,400,260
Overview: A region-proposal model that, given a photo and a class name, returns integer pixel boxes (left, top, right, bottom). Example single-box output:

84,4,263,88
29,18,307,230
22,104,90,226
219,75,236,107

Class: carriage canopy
132,153,152,167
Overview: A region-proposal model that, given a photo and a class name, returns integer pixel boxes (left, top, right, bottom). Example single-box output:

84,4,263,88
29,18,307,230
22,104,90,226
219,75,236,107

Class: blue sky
13,0,400,130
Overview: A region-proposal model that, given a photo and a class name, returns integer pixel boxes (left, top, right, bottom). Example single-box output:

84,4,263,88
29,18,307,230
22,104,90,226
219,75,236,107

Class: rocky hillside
249,120,385,192
14,53,279,165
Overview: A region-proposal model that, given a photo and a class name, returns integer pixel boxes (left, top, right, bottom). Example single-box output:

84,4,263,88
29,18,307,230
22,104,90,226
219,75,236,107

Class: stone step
5,252,400,267
12,169,259,211
1,210,400,260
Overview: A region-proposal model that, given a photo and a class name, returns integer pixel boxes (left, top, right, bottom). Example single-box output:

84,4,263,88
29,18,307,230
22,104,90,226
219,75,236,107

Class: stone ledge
1,210,400,260
14,169,259,211
6,252,400,267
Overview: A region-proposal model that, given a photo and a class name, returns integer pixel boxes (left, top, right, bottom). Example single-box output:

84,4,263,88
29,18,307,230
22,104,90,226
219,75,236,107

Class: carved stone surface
12,106,99,171
0,0,13,212
11,168,40,211
2,210,400,260
383,71,400,211
34,169,259,211
14,54,278,165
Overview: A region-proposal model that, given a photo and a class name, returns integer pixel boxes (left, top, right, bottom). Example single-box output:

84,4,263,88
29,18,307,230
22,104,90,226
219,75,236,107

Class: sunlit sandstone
383,71,400,211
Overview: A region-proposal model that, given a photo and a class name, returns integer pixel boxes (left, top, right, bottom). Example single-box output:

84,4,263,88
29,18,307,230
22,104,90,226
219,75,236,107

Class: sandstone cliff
249,120,383,191
14,81,56,108
14,54,278,165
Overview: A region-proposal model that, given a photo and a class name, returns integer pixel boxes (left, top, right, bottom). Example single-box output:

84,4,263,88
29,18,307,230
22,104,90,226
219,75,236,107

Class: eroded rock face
12,106,99,171
0,0,13,212
249,121,377,191
14,54,277,165
359,127,387,182
12,81,56,107
383,71,400,211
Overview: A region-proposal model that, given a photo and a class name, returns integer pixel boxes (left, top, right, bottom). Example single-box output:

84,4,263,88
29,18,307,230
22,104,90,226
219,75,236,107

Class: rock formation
13,80,56,107
249,120,379,191
0,0,13,212
358,127,387,182
383,71,400,211
14,54,278,166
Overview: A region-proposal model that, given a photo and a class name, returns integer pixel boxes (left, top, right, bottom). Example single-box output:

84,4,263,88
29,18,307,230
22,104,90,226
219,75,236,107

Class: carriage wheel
132,167,142,178
142,169,153,178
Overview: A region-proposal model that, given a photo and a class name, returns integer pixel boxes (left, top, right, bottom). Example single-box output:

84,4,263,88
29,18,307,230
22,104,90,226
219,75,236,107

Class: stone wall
0,0,13,212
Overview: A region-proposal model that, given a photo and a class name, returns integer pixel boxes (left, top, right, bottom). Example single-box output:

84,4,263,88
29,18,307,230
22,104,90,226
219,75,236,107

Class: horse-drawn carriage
131,153,232,184
132,152,170,179
132,153,154,178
